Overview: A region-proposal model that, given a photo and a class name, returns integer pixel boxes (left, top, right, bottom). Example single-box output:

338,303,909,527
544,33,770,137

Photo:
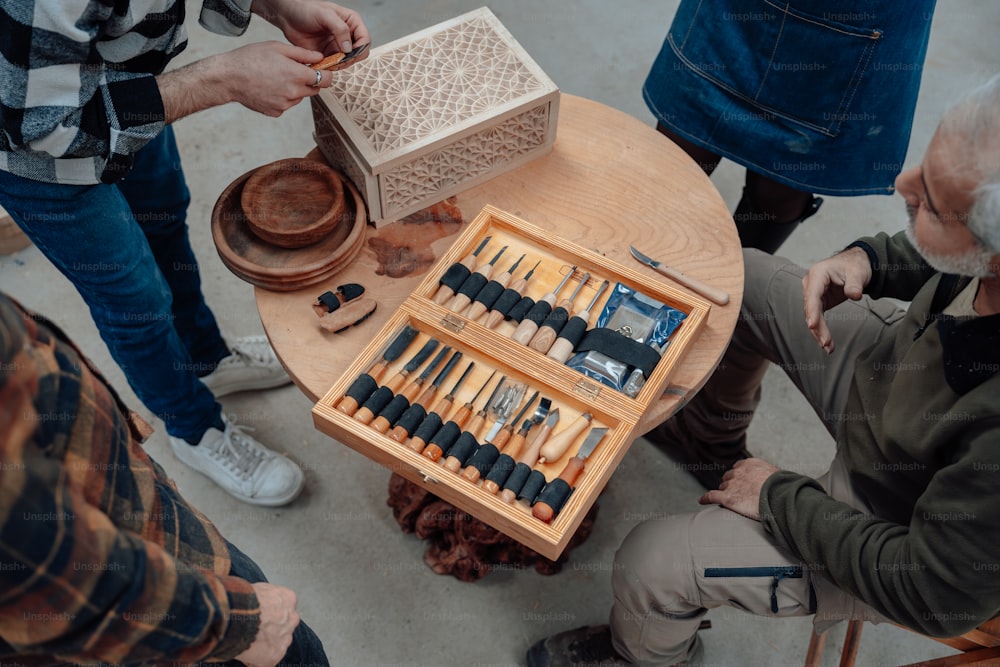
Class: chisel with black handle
335,326,419,415
431,236,491,305
352,338,440,425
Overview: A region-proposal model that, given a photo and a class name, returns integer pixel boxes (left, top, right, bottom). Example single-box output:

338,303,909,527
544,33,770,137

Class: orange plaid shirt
0,295,259,665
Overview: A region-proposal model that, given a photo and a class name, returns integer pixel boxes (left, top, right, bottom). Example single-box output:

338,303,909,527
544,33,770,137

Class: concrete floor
2,2,999,665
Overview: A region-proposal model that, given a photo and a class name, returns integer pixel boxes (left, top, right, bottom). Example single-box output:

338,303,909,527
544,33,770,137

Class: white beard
905,206,996,278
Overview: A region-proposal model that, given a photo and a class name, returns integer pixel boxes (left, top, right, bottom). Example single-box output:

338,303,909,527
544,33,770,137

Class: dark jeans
0,126,229,441
225,542,328,667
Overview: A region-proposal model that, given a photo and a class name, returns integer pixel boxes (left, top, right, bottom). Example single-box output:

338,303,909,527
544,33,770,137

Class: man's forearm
157,57,233,126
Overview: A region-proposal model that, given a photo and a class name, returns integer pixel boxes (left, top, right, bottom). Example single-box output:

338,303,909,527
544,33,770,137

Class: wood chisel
462,253,525,321
511,267,577,345
499,407,559,504
459,390,538,484
528,272,590,353
432,236,492,305
312,43,370,71
481,397,550,494
538,412,593,463
335,325,418,415
446,245,508,313
481,260,539,329
405,362,476,457
352,338,439,425
370,347,457,434
546,280,610,363
532,427,609,523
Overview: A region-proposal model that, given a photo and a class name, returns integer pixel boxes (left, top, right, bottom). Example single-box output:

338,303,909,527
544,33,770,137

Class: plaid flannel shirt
0,0,253,185
0,294,260,665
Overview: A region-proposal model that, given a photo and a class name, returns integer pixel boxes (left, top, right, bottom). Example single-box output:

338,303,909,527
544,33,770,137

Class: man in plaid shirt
0,292,324,665
0,1,369,506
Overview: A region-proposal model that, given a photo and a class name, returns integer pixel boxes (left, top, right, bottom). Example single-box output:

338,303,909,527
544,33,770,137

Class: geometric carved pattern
330,14,549,155
382,105,550,215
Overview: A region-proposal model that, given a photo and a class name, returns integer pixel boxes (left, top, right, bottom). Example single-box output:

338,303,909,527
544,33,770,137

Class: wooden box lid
315,7,559,174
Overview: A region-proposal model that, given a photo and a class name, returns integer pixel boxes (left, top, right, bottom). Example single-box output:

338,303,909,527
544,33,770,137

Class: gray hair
940,74,1000,252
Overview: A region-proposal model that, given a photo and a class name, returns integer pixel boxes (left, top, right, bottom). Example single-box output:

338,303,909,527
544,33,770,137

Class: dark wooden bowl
240,158,345,249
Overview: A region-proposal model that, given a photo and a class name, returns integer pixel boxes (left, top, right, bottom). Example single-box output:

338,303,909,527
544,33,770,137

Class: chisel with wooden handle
353,338,439,425
406,362,476,457
439,371,501,472
528,272,589,353
538,412,592,463
481,261,539,329
546,280,610,364
370,347,456,434
499,408,559,504
335,325,419,415
391,367,492,443
431,236,492,305
511,267,577,345
446,245,508,313
481,397,550,494
312,43,370,71
459,390,538,484
462,254,524,321
532,427,609,523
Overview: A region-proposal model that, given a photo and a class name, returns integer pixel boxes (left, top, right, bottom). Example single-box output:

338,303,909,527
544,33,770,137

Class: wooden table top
253,94,743,436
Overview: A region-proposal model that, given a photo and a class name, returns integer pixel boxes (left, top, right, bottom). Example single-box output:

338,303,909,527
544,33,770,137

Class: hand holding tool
446,245,508,313
335,326,418,415
511,267,577,345
532,427,608,523
353,338,439,424
432,236,491,304
528,272,590,353
538,412,592,463
312,43,370,71
546,280,610,363
370,347,455,434
482,261,539,329
463,254,525,321
629,245,729,305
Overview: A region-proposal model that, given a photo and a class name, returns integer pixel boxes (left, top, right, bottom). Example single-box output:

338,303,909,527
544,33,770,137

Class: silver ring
311,69,323,88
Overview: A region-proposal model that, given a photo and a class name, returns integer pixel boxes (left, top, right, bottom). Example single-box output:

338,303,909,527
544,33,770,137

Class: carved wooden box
312,206,710,560
310,8,560,226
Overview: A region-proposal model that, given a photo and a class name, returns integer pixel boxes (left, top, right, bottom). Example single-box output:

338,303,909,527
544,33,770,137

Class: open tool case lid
313,206,710,559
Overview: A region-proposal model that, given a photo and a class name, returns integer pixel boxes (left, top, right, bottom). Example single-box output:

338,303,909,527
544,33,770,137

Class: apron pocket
669,0,882,137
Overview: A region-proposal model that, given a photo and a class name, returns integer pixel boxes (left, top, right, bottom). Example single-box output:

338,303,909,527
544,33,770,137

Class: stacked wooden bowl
211,158,366,291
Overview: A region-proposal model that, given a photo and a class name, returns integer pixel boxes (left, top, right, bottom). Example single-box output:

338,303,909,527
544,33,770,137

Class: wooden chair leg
805,628,827,667
839,620,864,667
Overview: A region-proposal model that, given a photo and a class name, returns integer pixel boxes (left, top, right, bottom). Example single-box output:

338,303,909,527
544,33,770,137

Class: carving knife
312,43,371,71
629,245,729,305
532,427,609,523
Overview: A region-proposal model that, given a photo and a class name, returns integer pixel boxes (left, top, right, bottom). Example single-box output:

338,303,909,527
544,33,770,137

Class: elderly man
527,74,1000,666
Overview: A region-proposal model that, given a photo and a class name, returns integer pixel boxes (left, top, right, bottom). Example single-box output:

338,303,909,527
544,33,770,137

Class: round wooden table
254,94,743,436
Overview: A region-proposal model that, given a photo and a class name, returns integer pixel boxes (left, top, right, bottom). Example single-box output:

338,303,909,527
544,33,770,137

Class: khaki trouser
610,250,905,665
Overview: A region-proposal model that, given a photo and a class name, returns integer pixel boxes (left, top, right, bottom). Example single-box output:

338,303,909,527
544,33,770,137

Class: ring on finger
311,68,323,88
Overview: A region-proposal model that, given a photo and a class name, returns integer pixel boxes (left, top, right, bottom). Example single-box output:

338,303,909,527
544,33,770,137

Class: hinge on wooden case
440,314,466,334
573,379,601,401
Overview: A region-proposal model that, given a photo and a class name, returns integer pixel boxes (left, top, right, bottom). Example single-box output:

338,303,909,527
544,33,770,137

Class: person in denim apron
643,0,936,252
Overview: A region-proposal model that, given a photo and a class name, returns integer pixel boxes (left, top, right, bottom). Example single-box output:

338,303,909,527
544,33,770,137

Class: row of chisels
333,325,611,522
428,236,614,364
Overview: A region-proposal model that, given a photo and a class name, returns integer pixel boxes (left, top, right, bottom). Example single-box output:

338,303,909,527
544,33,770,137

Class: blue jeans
0,127,228,441
224,542,329,667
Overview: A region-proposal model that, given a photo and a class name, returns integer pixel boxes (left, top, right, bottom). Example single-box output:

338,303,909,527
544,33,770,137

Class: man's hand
699,458,780,521
253,0,371,59
802,246,873,354
234,582,300,667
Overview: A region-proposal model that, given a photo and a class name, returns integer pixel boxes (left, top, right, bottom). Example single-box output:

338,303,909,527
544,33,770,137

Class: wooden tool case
313,206,710,559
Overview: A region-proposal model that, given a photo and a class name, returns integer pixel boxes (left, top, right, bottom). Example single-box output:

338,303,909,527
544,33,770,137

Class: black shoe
645,412,750,490
526,625,631,666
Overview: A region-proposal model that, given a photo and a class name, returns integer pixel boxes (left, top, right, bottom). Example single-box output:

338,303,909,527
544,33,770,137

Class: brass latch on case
440,313,466,334
573,379,601,401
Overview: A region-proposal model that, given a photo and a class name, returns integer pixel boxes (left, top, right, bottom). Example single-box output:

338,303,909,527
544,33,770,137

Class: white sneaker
201,335,291,397
170,415,305,506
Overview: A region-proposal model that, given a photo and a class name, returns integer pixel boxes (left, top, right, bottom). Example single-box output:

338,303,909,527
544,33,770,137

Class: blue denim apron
643,0,936,195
